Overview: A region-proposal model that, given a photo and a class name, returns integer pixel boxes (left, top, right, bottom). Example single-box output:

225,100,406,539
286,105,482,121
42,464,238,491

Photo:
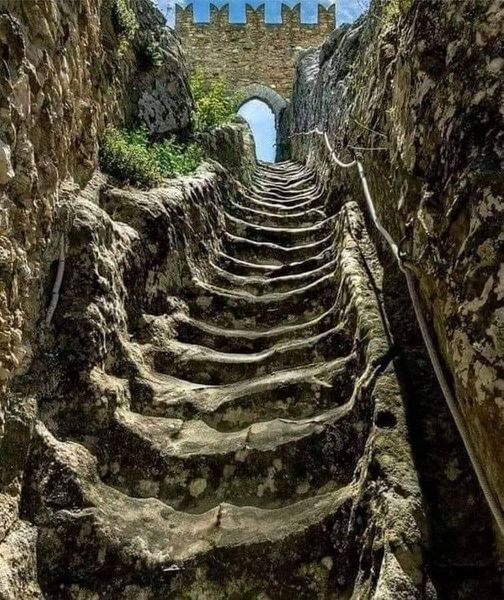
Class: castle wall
175,3,335,99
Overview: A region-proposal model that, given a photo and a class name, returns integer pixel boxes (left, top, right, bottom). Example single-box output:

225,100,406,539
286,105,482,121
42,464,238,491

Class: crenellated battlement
174,2,336,26
175,1,336,98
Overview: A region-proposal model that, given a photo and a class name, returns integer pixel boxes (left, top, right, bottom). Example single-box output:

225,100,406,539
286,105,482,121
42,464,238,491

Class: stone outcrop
15,136,431,596
197,121,257,184
2,0,504,597
0,0,191,393
0,1,191,596
281,0,504,594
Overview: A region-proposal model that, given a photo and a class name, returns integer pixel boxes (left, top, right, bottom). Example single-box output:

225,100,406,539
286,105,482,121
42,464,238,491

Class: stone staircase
26,162,426,598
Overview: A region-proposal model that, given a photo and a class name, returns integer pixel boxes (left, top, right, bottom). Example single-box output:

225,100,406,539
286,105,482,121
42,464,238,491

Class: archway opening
238,99,276,163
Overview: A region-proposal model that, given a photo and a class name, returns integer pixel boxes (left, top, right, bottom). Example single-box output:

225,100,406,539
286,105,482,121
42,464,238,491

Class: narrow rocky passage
24,160,428,599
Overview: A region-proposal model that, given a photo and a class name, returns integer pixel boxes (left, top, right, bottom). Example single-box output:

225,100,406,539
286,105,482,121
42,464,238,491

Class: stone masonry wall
175,4,335,98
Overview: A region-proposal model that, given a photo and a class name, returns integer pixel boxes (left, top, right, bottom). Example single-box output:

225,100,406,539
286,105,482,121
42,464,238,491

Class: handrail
290,127,504,537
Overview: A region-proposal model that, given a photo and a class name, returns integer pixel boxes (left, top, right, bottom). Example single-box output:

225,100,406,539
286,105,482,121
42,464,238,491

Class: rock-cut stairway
27,161,425,598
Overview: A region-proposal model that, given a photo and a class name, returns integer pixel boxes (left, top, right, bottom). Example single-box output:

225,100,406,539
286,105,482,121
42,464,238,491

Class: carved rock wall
0,1,191,596
282,0,504,558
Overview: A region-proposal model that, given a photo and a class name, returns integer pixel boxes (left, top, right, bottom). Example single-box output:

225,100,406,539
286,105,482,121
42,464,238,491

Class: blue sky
156,0,369,26
154,1,370,161
238,100,276,162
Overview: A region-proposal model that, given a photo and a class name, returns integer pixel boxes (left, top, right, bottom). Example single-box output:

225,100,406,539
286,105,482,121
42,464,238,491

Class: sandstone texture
281,0,504,581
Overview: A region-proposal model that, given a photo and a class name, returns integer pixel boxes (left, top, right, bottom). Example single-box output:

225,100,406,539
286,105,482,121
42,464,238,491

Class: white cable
294,126,504,537
46,237,65,325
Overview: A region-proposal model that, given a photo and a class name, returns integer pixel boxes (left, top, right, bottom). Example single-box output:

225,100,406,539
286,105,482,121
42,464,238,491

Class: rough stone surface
281,0,504,594
0,0,191,393
175,3,335,98
197,122,257,184
133,0,192,136
0,0,191,592
2,0,504,597
17,151,431,598
0,521,42,600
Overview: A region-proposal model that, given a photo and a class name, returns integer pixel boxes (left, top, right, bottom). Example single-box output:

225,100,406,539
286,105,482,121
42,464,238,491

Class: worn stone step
131,353,358,431
187,271,340,328
223,213,335,247
248,184,321,205
253,171,312,186
169,299,344,352
30,426,356,598
226,196,327,228
143,321,352,385
99,397,366,512
207,256,338,295
254,167,316,186
217,246,335,278
237,189,326,215
256,162,312,179
252,168,317,185
243,182,326,205
25,159,429,599
221,231,334,265
214,251,284,277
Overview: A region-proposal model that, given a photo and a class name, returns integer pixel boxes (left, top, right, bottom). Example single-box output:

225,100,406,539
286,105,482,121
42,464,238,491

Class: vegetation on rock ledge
100,127,203,187
112,0,139,56
99,73,241,187
190,69,242,131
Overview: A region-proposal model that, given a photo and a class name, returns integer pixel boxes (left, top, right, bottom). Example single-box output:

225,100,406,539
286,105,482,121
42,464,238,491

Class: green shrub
100,127,203,187
152,137,203,177
190,69,241,131
112,0,139,55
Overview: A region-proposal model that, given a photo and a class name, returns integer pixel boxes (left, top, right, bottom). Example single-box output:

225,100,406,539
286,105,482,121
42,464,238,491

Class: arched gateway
175,2,335,161
237,84,288,128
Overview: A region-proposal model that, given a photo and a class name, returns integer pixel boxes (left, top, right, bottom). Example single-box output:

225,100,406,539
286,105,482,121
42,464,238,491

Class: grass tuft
100,127,203,187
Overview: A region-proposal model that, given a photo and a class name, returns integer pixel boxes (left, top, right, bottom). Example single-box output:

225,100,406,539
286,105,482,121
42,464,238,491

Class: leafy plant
152,137,203,177
112,0,139,55
190,69,241,131
100,127,203,187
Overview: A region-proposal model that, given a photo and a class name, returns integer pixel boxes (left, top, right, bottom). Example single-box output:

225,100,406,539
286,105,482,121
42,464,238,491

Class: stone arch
237,84,288,127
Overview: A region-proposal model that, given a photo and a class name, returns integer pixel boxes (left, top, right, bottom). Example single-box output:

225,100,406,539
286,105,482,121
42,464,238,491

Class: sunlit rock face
282,0,504,592
0,0,191,392
0,1,190,595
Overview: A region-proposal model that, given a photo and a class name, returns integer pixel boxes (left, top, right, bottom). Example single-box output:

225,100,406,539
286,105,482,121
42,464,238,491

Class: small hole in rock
375,410,397,429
